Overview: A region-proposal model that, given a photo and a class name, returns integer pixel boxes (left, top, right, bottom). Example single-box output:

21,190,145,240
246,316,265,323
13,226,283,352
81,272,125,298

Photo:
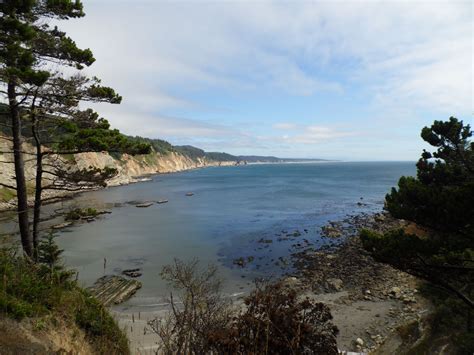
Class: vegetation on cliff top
0,237,129,354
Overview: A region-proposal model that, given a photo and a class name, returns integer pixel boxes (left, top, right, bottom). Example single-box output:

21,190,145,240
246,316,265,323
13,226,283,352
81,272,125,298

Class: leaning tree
24,73,149,256
0,1,149,257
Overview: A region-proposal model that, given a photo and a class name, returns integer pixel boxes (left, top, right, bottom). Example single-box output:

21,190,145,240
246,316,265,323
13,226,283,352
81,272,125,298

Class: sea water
8,162,416,310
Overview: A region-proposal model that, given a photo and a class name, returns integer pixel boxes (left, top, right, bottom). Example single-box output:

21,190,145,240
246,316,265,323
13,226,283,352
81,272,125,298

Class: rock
136,202,153,208
355,337,364,346
51,222,73,230
390,286,402,298
281,276,302,288
157,199,169,204
364,289,372,295
233,257,246,267
185,192,194,196
326,278,343,291
88,275,142,306
375,214,386,222
122,268,142,278
403,296,416,304
321,225,342,238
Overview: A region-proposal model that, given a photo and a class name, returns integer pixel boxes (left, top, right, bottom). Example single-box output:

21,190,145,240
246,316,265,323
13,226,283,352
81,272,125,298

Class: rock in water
122,268,142,278
51,222,73,230
136,202,153,208
88,275,142,306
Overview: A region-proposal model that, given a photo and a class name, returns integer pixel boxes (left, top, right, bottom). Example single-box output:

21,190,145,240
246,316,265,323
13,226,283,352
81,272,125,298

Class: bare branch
0,182,17,190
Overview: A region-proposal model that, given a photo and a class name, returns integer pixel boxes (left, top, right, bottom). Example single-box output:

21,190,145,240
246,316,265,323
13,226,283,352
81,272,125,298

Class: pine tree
361,117,474,310
0,1,150,257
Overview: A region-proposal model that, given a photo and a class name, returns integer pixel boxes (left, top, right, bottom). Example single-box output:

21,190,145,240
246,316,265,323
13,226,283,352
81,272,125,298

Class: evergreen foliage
0,242,129,354
0,1,151,256
361,117,474,352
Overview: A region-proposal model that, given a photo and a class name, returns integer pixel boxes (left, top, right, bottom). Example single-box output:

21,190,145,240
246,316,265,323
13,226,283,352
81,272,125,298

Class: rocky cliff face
73,150,235,186
0,136,236,210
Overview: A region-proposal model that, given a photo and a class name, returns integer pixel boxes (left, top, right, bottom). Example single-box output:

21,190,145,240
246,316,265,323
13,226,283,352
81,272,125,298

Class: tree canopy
361,117,473,319
0,0,150,257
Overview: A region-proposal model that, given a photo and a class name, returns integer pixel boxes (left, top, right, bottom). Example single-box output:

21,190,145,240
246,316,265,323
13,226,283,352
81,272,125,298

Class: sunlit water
0,162,415,312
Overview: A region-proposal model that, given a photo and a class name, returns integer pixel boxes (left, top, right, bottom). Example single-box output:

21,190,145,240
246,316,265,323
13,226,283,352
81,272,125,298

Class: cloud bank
60,0,472,160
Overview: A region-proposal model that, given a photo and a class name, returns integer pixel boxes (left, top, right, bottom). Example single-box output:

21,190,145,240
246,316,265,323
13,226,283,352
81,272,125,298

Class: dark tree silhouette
361,117,474,310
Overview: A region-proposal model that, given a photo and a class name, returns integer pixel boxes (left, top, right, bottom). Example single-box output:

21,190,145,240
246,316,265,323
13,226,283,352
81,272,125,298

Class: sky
60,0,472,160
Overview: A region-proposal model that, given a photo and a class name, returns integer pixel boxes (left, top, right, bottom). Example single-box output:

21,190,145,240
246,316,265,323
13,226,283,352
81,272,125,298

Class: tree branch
0,182,17,190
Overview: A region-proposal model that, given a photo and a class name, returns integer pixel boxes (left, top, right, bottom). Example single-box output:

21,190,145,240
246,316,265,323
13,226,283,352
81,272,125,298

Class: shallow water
0,161,415,311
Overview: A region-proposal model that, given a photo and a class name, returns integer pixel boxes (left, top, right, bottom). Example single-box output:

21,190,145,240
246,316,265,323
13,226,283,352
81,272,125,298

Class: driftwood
88,275,142,306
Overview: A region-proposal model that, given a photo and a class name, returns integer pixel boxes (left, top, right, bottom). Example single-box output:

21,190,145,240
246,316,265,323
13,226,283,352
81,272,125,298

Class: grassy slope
0,248,129,354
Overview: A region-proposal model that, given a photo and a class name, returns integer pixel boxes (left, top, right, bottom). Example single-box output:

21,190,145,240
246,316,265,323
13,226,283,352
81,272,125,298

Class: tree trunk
8,79,33,257
32,113,42,259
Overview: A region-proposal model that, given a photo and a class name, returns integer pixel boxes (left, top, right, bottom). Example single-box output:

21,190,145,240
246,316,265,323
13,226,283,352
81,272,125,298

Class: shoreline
0,159,239,213
0,159,428,353
288,211,430,353
113,210,431,354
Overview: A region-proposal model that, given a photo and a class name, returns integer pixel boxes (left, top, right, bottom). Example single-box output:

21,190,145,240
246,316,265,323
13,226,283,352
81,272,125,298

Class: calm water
1,162,416,311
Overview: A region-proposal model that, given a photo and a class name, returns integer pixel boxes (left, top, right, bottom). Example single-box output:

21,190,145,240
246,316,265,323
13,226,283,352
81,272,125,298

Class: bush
0,243,129,354
148,259,232,354
65,207,99,221
208,282,339,355
149,259,339,354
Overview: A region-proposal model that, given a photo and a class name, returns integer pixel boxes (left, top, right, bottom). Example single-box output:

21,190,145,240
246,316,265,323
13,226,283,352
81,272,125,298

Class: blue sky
62,0,472,160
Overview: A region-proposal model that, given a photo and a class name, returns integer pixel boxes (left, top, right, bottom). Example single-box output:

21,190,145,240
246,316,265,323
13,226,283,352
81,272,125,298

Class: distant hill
173,146,328,163
237,155,328,163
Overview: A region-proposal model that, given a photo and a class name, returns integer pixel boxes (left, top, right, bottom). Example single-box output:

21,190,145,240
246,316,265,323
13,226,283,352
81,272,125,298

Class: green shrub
0,187,16,202
65,207,99,221
0,245,129,354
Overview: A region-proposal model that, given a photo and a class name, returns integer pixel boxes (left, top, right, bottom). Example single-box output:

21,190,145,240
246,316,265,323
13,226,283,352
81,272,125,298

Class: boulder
326,278,344,291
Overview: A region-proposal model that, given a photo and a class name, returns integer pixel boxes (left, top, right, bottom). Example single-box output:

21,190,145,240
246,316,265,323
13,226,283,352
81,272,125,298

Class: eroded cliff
0,136,236,210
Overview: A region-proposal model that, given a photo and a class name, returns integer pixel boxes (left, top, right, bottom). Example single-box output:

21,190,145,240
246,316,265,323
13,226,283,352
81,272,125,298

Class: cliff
0,136,236,211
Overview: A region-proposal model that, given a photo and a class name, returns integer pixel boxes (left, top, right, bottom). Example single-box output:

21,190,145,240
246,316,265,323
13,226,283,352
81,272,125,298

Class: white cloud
281,125,356,144
93,106,237,139
57,0,471,159
273,123,297,130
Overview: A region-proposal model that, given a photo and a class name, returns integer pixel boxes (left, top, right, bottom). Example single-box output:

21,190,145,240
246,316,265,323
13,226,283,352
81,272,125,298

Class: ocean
37,161,415,310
